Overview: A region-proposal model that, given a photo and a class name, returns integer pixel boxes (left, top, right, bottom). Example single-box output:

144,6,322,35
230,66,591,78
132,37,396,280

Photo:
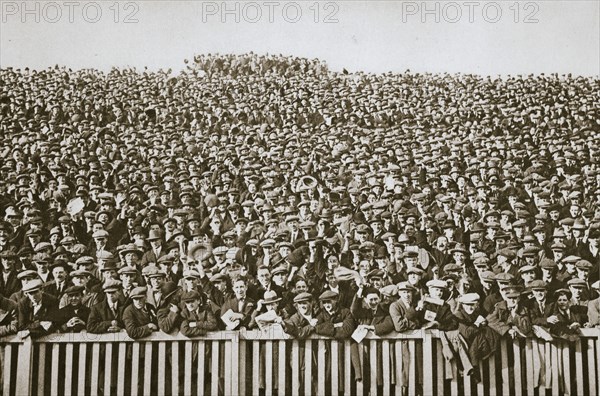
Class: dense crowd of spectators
0,54,599,380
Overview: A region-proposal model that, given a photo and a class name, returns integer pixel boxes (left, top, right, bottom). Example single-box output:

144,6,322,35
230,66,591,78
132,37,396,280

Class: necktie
111,304,117,317
238,299,245,312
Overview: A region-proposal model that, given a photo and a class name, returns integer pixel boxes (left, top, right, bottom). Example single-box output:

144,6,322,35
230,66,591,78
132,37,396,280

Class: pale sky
0,0,598,76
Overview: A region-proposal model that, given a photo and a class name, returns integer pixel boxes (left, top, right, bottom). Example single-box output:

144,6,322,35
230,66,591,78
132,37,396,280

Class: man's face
556,294,569,310
399,290,413,304
26,289,43,304
570,286,583,299
521,270,536,283
132,296,146,309
233,281,246,299
150,276,164,290
296,301,311,315
68,292,83,306
52,266,67,282
462,303,476,315
365,293,380,310
505,296,518,309
532,289,546,302
185,300,200,312
429,287,444,299
35,261,49,273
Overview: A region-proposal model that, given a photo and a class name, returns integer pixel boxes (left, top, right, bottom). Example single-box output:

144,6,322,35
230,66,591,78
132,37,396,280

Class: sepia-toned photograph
0,0,598,394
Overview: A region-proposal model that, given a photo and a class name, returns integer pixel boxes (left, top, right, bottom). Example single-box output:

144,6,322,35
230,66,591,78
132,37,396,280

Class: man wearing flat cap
315,290,355,338
58,285,90,333
122,286,159,339
486,289,532,338
180,290,218,337
283,292,320,339
17,279,59,338
0,249,20,298
87,280,125,333
389,282,420,332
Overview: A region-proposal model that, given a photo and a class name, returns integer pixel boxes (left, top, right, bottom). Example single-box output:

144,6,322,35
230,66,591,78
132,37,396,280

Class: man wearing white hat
416,279,458,330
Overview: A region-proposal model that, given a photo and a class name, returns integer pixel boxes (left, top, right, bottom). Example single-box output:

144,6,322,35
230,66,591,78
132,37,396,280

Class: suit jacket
180,306,218,337
486,301,532,337
389,299,420,332
17,294,59,337
315,307,356,339
122,304,157,339
87,299,125,334
283,312,317,339
0,272,21,298
0,296,17,336
220,297,256,329
351,297,395,336
587,298,600,327
58,304,90,332
529,300,554,326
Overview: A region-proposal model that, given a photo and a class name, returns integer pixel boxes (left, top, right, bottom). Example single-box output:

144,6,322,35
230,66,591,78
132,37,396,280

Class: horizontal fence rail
1,329,599,395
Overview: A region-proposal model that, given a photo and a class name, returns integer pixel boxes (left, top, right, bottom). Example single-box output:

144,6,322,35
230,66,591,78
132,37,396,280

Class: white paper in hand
351,326,369,343
221,309,240,330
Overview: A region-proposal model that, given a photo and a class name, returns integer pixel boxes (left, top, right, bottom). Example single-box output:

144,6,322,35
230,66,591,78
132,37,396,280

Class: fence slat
211,340,219,396
131,342,140,396
277,340,286,396
544,341,551,390
408,340,416,396
65,343,74,396
318,340,326,396
184,341,192,396
382,340,390,393
587,337,597,396
197,342,206,396
3,344,12,396
344,341,351,396
104,343,113,396
331,340,339,396
551,342,559,394
562,342,571,395
423,333,433,396
172,342,179,396
369,340,377,396
436,340,444,396
231,335,240,396
395,341,403,394
488,353,496,396
525,338,534,395
252,341,260,396
39,343,47,396
291,341,299,396
500,339,509,390
304,340,313,396
117,343,127,396
575,339,584,396
143,342,152,396
266,341,273,396
77,343,87,396
238,339,245,396
513,340,522,395
90,343,100,396
157,342,166,396
224,339,231,396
